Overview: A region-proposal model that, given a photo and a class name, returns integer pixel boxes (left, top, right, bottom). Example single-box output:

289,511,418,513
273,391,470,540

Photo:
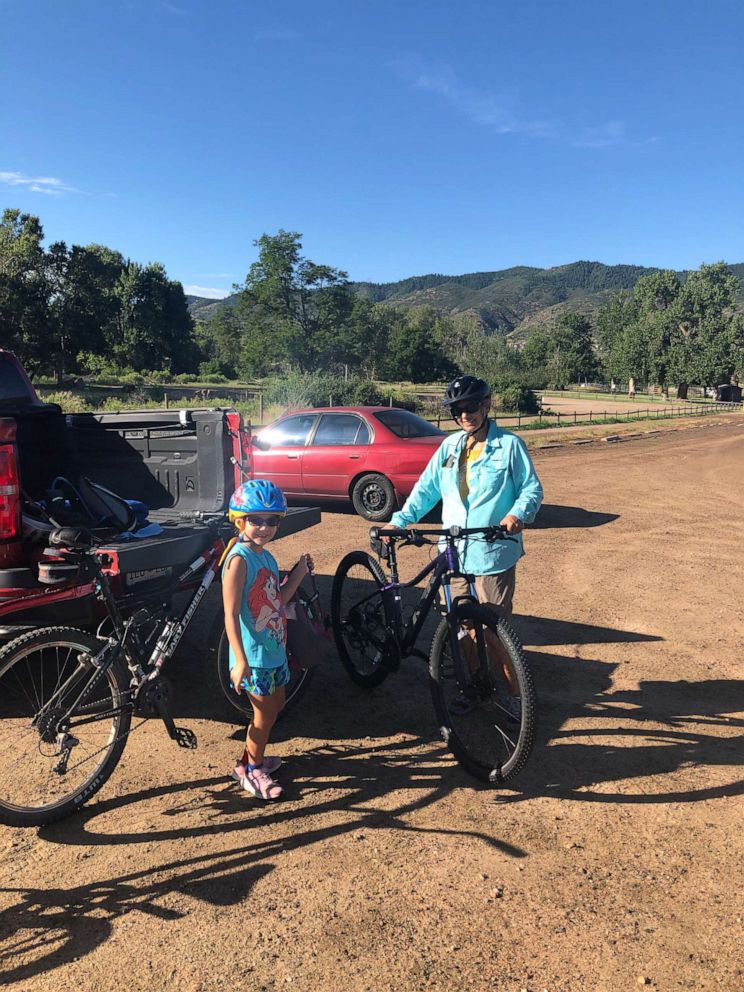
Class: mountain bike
0,522,315,827
331,525,537,784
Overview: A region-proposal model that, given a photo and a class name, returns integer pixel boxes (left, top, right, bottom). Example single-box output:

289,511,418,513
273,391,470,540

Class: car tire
351,473,396,522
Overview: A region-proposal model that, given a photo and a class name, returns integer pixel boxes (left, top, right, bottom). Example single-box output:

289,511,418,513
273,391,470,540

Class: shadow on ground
3,731,525,985
526,504,619,529
170,581,741,808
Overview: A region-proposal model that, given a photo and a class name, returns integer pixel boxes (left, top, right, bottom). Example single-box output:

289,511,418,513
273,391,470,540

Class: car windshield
373,410,445,439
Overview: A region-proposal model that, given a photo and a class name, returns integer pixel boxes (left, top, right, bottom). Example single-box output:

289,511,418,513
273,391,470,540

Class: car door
301,413,370,497
252,413,318,494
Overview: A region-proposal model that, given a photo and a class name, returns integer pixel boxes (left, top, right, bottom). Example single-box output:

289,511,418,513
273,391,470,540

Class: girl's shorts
233,661,291,698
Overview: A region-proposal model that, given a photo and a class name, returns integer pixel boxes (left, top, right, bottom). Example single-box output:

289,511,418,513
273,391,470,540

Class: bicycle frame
34,529,227,741
379,545,476,658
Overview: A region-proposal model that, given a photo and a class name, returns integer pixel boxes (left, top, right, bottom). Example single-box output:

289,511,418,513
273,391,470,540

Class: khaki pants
442,566,516,616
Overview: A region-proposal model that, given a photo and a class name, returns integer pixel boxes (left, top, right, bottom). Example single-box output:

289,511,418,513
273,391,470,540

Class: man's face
452,397,490,432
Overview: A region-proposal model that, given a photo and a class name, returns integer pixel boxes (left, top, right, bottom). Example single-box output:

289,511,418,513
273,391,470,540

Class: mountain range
187,260,744,340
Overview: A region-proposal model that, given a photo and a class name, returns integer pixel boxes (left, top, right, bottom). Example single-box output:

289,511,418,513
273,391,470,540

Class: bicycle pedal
174,726,198,749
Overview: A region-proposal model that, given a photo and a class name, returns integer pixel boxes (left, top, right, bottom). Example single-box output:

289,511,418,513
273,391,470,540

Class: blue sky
3,0,744,298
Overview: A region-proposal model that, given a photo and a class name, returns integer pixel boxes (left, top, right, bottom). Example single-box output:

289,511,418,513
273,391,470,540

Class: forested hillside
190,259,744,339
2,210,742,399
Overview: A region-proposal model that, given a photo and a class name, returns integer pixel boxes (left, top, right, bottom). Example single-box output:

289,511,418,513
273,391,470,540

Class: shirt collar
454,419,503,453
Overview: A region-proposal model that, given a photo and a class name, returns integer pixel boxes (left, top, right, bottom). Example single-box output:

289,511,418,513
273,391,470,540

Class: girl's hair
248,567,280,618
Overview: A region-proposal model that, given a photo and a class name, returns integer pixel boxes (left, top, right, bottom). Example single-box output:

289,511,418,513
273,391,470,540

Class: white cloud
184,285,231,299
394,56,554,139
395,56,651,149
0,171,82,196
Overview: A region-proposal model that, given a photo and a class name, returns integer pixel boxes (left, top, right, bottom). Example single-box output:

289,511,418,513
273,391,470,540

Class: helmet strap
464,415,490,443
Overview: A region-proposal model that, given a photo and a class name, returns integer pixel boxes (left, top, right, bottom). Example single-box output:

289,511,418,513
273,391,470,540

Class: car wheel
351,473,396,522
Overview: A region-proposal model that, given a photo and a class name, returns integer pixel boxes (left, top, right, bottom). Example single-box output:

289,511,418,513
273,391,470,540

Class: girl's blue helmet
228,479,287,521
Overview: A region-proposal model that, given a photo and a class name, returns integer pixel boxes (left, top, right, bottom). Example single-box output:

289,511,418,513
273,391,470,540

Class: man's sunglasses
451,401,483,417
245,515,282,528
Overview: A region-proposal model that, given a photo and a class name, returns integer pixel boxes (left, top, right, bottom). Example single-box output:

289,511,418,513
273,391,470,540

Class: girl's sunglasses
451,401,483,417
245,515,282,528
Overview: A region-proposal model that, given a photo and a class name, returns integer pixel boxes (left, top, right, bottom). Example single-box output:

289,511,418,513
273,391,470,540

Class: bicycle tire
331,550,392,687
429,603,536,783
0,626,131,827
208,591,316,724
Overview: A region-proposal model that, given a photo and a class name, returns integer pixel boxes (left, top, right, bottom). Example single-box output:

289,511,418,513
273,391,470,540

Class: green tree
380,306,456,382
465,325,525,390
522,312,597,388
114,261,195,372
669,263,741,389
0,209,51,370
235,230,353,373
48,242,126,377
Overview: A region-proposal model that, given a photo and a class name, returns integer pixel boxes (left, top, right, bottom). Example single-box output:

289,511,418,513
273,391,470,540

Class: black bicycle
331,525,537,784
0,523,315,827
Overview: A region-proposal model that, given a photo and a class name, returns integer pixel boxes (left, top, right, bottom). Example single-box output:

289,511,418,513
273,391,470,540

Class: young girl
222,479,313,800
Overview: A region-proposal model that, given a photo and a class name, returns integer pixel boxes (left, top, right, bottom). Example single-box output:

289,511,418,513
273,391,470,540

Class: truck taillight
0,443,21,541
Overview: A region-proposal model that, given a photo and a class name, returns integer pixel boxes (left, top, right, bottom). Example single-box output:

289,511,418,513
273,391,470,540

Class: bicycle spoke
430,605,536,783
0,633,129,818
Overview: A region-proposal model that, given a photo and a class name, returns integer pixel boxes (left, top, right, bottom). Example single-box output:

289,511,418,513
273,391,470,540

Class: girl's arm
222,554,250,693
279,553,313,606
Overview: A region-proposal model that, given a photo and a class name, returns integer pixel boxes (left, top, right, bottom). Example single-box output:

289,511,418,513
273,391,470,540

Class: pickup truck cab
0,350,320,636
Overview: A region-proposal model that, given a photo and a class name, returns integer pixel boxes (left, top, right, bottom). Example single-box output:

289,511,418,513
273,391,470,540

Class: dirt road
1,422,743,992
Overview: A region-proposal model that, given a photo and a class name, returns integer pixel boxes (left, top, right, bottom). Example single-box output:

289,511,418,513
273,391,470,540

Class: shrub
37,390,93,413
498,385,539,414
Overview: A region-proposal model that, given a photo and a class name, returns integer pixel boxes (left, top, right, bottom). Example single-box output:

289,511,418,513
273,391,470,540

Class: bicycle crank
136,676,198,750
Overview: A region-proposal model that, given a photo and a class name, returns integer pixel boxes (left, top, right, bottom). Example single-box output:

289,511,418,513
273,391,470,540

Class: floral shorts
233,661,291,698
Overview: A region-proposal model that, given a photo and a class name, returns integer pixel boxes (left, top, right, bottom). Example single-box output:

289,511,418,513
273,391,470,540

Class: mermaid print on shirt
248,567,286,650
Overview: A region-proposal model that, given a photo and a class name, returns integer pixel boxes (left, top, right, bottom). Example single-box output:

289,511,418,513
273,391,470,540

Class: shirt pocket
440,459,461,499
475,459,508,495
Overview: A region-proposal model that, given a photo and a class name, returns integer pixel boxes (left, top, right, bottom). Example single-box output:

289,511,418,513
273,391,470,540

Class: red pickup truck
0,349,320,638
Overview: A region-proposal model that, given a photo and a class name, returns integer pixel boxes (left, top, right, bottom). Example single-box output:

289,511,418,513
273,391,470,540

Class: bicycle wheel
331,550,392,687
429,603,536,783
209,591,316,724
0,626,131,827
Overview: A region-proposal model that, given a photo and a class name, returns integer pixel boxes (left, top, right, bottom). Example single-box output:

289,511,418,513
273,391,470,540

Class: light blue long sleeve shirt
390,421,543,575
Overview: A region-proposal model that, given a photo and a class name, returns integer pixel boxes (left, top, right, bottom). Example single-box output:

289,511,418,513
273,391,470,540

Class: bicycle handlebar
370,524,512,544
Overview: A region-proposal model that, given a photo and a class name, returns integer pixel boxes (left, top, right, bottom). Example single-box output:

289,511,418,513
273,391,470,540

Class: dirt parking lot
1,420,743,992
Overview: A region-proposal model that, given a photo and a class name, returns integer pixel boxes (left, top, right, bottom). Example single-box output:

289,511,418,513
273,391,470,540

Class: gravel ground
1,419,742,992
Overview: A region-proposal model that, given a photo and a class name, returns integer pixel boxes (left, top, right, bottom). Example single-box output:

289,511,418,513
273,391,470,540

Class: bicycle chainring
135,676,173,717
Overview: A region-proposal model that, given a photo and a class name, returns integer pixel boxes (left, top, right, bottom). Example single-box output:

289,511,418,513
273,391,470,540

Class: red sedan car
250,407,447,521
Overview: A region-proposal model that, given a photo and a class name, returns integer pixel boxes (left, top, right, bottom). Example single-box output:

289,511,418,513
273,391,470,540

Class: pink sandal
244,765,282,800
231,755,281,788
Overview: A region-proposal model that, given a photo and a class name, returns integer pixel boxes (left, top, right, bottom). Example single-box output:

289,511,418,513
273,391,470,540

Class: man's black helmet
442,375,491,408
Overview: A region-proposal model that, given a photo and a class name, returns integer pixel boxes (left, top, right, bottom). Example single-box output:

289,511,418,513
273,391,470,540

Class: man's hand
378,524,396,545
499,514,524,535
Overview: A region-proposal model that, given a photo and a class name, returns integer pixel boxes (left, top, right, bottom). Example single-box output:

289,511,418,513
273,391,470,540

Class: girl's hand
295,554,313,578
231,661,249,694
